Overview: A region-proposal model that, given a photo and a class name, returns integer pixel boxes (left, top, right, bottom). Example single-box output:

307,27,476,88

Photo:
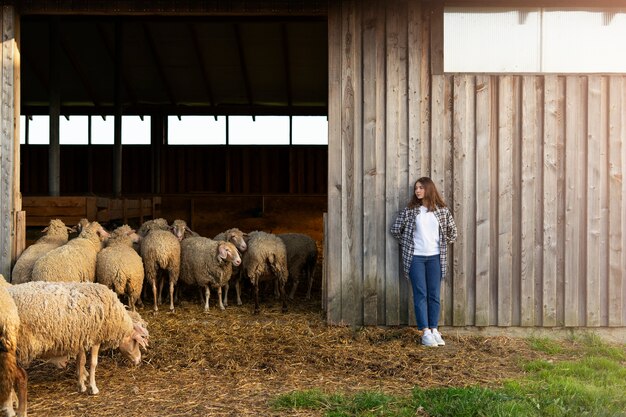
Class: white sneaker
421,331,438,347
432,329,445,346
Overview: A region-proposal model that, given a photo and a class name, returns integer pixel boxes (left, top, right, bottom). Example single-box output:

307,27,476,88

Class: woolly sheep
137,218,169,238
179,238,241,311
7,281,149,396
31,221,110,283
96,225,144,311
277,233,318,300
241,231,288,314
140,222,184,312
0,275,27,417
11,219,72,284
213,228,248,307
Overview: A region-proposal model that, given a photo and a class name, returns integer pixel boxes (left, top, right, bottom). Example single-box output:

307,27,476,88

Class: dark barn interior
18,14,328,242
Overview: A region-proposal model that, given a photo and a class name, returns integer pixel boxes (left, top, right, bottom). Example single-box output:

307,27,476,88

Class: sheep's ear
133,323,150,349
218,243,229,260
42,226,50,233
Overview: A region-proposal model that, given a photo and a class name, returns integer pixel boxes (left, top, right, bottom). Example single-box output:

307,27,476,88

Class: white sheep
277,233,319,300
7,281,149,396
31,221,110,283
213,228,248,307
139,221,186,312
96,225,144,311
0,275,27,417
11,219,72,284
242,231,288,314
137,218,169,238
179,238,241,312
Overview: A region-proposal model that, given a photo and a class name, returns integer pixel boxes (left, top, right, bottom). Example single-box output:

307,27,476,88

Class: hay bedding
23,292,540,417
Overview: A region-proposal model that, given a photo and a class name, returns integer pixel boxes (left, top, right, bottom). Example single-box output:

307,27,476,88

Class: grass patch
528,336,564,355
272,335,626,417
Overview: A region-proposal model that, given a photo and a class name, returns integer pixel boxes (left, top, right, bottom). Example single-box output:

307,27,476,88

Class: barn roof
20,15,328,117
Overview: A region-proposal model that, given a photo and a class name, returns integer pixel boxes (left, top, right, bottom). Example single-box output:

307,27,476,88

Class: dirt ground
22,284,548,417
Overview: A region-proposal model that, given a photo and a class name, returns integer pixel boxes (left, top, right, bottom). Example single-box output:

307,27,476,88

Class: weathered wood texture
0,6,17,279
326,0,626,327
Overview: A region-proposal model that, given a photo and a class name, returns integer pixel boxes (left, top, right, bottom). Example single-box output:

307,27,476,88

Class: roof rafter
281,23,293,108
58,27,103,110
188,23,217,118
96,22,138,108
142,22,177,106
233,23,255,119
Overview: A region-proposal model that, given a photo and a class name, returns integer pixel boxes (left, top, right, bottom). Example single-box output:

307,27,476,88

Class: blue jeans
408,255,441,330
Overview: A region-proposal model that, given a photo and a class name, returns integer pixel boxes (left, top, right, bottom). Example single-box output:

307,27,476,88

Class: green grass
271,335,626,417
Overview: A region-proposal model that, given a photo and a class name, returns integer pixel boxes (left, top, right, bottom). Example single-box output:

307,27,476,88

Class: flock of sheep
0,217,318,417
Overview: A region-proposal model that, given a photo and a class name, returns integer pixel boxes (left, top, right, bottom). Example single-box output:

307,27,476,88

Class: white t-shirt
413,206,440,256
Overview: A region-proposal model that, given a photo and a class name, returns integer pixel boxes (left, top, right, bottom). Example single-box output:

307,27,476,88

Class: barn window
25,115,49,145
91,115,151,145
292,116,328,145
60,116,88,145
444,7,626,73
228,116,290,145
167,116,226,145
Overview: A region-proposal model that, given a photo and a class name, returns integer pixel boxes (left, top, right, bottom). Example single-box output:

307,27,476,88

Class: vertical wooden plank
452,75,475,326
543,75,559,327
11,7,20,269
564,76,586,327
14,211,25,263
341,0,363,326
474,75,494,327
374,0,387,325
326,0,342,324
362,0,383,326
521,76,539,326
431,75,453,324
622,77,626,327
498,76,514,326
0,6,14,278
384,0,408,326
608,76,624,326
429,0,443,75
587,76,604,327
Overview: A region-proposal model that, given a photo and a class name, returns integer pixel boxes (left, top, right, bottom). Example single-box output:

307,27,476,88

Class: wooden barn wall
20,145,327,195
326,0,626,327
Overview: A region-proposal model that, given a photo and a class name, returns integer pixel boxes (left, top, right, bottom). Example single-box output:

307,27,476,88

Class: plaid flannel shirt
390,205,457,281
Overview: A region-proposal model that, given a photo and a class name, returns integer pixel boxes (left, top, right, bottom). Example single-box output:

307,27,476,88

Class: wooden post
113,19,123,197
49,17,61,197
0,6,17,278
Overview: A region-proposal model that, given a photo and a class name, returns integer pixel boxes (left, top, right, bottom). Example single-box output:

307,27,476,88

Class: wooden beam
142,22,177,106
113,19,123,197
96,22,137,108
233,23,254,115
281,23,293,108
188,23,216,110
59,27,103,109
49,17,61,197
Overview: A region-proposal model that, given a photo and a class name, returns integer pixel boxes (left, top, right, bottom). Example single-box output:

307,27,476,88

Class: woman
390,177,457,347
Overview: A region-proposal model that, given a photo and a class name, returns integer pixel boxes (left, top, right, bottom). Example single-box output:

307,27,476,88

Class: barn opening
17,13,329,301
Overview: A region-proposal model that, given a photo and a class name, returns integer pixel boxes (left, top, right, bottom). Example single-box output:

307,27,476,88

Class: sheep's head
225,228,247,252
119,313,149,366
218,241,241,267
170,219,188,241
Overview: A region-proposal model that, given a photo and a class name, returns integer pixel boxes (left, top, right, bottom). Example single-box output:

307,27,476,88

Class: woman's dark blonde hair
408,177,447,211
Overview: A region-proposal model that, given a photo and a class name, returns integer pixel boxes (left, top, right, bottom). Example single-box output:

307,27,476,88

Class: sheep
6,281,149,396
11,219,73,284
30,221,110,283
96,225,144,311
241,231,288,314
213,228,248,307
179,238,241,312
140,223,183,312
0,275,27,417
277,233,319,300
137,218,169,238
